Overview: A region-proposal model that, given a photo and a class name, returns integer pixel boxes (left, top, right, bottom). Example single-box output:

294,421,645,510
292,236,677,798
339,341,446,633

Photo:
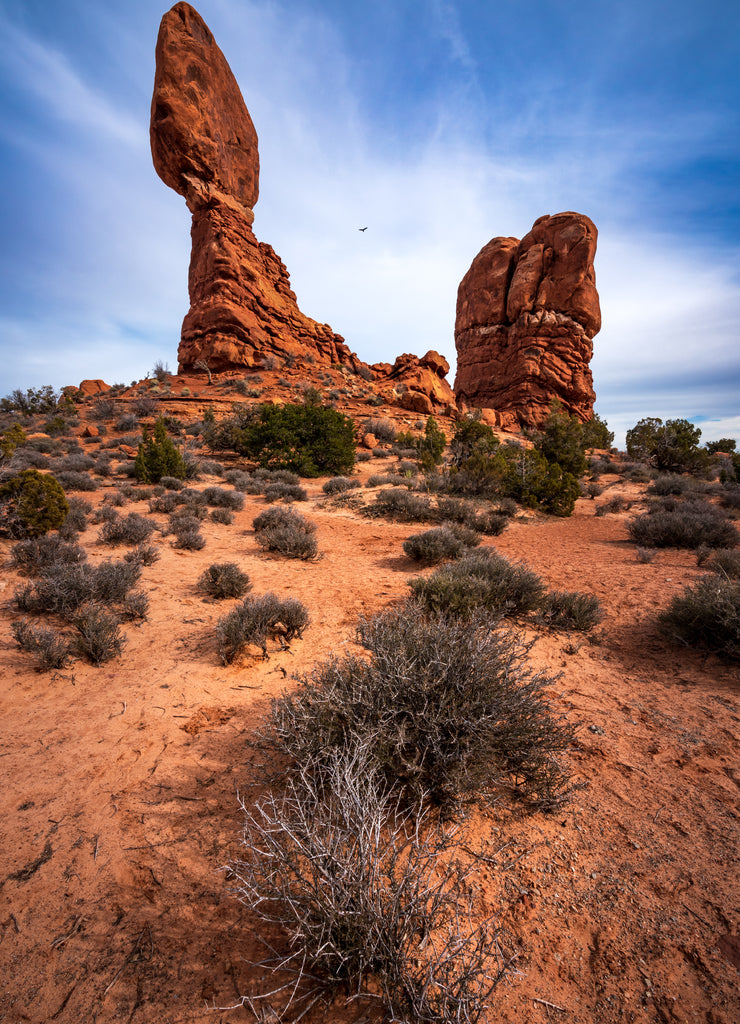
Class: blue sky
0,0,738,448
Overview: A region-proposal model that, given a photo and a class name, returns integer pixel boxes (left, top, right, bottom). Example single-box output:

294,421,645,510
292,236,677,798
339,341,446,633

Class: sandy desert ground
0,385,738,1024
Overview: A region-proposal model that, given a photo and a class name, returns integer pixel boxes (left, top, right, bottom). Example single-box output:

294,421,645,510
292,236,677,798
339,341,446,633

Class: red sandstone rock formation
454,212,601,429
150,2,360,374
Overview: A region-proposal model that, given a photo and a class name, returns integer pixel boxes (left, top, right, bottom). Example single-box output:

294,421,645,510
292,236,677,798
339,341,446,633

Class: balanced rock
454,212,601,429
151,3,359,373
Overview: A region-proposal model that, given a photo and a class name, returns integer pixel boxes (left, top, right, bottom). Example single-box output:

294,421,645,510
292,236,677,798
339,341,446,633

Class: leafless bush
216,593,309,664
263,482,308,503
636,546,657,563
253,506,318,559
403,525,471,564
659,575,740,661
322,476,360,495
120,590,149,621
203,485,245,510
229,747,513,1023
210,507,234,525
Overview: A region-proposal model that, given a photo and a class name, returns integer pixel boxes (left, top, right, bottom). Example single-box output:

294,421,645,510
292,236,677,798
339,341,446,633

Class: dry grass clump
253,506,318,560
14,559,141,618
659,575,740,660
267,602,574,813
216,592,310,663
628,499,737,549
198,562,251,600
230,746,512,1024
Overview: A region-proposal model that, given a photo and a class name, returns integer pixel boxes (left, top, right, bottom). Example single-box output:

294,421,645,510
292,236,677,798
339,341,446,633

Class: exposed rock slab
454,212,600,428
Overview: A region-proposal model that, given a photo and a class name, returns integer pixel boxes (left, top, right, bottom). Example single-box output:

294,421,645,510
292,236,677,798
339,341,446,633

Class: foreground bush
217,592,310,663
0,469,68,537
410,549,546,619
628,501,738,549
198,562,251,600
659,575,740,660
230,748,512,1023
253,506,318,560
267,603,574,812
14,559,140,618
72,603,125,665
99,511,157,546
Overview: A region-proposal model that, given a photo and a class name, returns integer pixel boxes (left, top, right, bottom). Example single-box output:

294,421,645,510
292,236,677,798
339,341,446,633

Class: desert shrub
208,401,356,477
223,469,256,491
535,590,604,632
595,496,629,516
701,548,740,578
529,402,589,478
91,504,120,525
91,397,116,420
151,359,170,383
450,418,499,467
363,417,397,442
99,512,157,546
628,502,738,549
254,520,318,559
268,603,574,811
148,491,183,514
368,487,433,522
410,549,546,620
172,523,206,550
72,603,124,665
636,547,658,563
14,564,91,617
120,590,149,621
202,486,245,510
123,542,161,567
588,457,611,476
322,476,360,495
230,748,511,1023
581,412,614,450
7,449,48,472
366,473,407,487
59,496,90,537
0,385,60,416
50,453,96,473
160,475,184,491
9,535,87,576
402,526,469,564
198,562,252,600
210,507,234,525
263,482,308,503
117,413,139,431
217,592,310,663
103,488,129,508
1,423,28,464
134,417,186,483
0,469,69,537
92,559,142,603
11,618,71,671
54,470,99,492
648,473,694,496
659,575,740,660
719,484,740,510
626,417,707,472
584,482,603,499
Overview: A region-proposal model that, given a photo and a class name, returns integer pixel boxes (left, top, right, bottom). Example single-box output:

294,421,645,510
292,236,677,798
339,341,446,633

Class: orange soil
0,409,738,1024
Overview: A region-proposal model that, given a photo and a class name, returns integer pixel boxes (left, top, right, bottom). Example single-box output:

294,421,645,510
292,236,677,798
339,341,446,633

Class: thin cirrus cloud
0,0,737,449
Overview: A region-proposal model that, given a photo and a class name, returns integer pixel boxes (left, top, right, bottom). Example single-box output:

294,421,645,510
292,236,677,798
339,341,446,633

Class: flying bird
358,226,368,232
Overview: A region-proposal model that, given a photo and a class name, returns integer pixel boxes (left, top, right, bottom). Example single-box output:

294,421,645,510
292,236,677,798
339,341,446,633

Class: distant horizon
1,0,738,451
